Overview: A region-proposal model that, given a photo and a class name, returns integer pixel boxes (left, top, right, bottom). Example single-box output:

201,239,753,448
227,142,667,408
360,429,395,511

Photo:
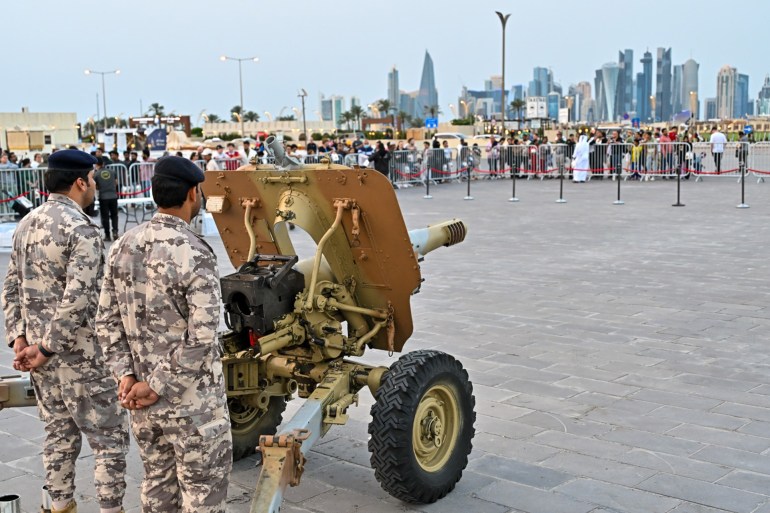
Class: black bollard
423,166,432,199
464,162,473,200
509,165,519,202
613,165,624,205
672,166,685,207
737,159,749,208
556,161,566,203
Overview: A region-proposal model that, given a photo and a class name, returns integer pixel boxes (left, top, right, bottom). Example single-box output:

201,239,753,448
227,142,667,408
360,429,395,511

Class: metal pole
557,148,566,203
496,12,510,138
672,162,685,207
424,158,432,199
464,150,473,200
737,144,749,208
238,59,245,137
613,145,624,205
301,95,307,145
101,73,108,133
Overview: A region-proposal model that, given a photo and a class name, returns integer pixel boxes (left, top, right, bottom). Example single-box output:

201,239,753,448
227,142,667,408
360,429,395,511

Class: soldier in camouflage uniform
2,150,129,513
96,156,232,513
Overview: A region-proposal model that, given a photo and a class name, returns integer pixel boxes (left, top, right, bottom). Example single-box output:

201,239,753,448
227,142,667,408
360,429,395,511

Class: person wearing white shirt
30,153,43,169
240,141,258,166
709,126,727,174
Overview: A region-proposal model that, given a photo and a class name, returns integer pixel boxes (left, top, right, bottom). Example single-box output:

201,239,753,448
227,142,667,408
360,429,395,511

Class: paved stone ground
3,176,770,512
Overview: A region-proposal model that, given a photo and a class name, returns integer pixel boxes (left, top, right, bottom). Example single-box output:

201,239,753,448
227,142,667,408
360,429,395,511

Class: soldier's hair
45,168,91,193
151,174,194,208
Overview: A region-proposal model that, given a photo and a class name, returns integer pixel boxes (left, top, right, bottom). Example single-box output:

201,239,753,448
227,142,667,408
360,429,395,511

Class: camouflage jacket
2,193,109,383
96,213,226,418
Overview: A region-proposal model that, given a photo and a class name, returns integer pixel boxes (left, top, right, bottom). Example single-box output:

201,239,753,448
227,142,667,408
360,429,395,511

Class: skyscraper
415,51,438,118
528,67,552,97
705,98,717,120
682,59,699,119
575,81,591,122
601,63,620,121
672,64,683,113
618,49,634,117
758,75,770,116
656,47,672,122
595,69,607,121
717,66,738,119
387,66,400,112
638,50,653,121
736,74,751,117
320,94,346,125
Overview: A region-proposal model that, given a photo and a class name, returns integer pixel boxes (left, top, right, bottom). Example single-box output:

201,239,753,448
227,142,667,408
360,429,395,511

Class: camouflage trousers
31,370,129,509
131,406,232,513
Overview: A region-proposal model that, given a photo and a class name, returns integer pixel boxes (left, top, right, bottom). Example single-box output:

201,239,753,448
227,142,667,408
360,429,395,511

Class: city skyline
1,0,769,123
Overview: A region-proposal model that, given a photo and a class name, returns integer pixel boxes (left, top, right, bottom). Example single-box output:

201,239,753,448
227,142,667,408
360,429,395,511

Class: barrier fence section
390,150,423,186
750,142,770,182
688,142,747,180
0,167,45,220
422,148,462,184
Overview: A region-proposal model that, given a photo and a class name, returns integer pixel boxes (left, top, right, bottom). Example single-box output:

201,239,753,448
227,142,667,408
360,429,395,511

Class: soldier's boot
112,230,119,240
104,231,111,242
50,500,77,513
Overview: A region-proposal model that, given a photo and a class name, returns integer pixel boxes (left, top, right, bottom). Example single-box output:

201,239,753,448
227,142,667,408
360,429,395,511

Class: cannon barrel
0,375,36,409
408,219,468,257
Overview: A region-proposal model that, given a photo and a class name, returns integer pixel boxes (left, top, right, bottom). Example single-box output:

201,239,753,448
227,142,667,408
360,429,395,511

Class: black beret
153,156,205,185
47,149,97,171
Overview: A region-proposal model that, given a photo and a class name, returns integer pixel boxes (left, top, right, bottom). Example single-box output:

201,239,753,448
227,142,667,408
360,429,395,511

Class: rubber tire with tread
368,349,475,503
230,396,287,461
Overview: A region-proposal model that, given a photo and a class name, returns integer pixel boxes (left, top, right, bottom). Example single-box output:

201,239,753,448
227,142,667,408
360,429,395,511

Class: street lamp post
689,91,698,120
84,68,120,133
220,55,259,136
298,89,308,144
495,11,510,137
649,95,656,123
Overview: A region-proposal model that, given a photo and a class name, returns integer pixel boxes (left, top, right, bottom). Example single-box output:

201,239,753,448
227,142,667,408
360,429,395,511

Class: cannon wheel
368,350,475,503
229,396,286,461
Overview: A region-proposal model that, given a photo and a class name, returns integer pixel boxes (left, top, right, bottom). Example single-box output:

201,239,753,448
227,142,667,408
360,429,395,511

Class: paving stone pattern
2,177,770,512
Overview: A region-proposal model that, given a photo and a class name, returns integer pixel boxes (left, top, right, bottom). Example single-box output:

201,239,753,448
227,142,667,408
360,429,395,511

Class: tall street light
495,11,510,137
298,89,308,144
84,68,120,133
649,95,656,123
689,91,698,120
220,55,259,136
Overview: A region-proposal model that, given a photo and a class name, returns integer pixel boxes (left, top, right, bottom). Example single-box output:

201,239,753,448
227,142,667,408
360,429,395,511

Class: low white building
0,109,79,155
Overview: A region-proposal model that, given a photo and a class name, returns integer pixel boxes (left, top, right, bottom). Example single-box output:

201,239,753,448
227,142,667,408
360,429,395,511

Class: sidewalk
3,177,770,512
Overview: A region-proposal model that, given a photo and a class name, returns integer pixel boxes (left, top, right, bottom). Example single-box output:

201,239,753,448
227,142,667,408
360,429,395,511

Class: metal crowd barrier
422,148,461,183
390,150,423,186
749,142,770,182
0,167,45,220
688,142,747,181
215,157,242,171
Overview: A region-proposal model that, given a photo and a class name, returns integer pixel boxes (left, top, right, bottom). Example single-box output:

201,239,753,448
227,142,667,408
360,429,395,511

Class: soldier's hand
16,344,49,370
122,381,159,409
118,375,137,403
12,336,28,356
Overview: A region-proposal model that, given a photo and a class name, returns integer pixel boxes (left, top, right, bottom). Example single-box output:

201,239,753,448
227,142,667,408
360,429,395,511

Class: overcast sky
3,0,768,124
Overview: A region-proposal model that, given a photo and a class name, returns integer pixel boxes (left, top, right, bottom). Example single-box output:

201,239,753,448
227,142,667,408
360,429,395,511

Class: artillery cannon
203,141,475,512
0,142,475,513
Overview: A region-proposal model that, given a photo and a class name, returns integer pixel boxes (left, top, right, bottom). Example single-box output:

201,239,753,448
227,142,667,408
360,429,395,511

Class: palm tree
376,99,392,119
349,105,365,131
207,114,221,123
397,110,409,134
148,103,165,116
411,116,424,128
243,111,259,122
423,105,442,119
512,99,526,122
340,111,354,130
